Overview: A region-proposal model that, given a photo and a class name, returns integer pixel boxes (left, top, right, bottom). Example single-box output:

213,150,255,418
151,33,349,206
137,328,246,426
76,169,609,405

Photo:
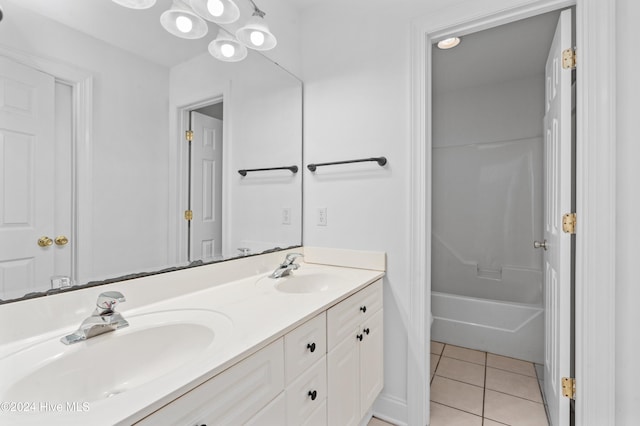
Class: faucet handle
96,291,126,314
284,253,304,265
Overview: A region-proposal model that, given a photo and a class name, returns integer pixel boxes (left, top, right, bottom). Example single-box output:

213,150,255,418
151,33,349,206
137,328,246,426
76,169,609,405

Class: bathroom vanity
0,248,385,426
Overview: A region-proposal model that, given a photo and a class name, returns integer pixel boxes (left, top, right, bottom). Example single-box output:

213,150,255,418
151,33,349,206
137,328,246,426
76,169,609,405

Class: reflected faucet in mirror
60,291,129,345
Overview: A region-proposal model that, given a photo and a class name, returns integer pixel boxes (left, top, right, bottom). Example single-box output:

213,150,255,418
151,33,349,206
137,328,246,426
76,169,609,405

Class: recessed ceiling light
437,37,461,50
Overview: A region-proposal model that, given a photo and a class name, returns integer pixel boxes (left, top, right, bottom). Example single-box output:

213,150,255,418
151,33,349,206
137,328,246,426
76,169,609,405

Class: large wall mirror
0,0,302,303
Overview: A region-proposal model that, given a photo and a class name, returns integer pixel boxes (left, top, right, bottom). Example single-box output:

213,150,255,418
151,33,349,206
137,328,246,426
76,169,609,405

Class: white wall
299,0,467,419
301,0,640,422
615,0,640,421
0,2,171,283
432,76,545,305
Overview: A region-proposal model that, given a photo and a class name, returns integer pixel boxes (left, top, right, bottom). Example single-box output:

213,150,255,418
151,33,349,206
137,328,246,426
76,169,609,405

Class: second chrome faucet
269,253,304,279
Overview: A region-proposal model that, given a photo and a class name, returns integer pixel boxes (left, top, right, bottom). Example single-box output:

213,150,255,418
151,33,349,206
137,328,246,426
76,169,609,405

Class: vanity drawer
136,338,284,426
286,357,327,426
327,279,383,350
284,312,326,384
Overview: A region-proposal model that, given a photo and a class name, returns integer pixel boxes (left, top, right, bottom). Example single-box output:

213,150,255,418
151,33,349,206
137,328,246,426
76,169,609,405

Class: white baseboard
373,393,408,426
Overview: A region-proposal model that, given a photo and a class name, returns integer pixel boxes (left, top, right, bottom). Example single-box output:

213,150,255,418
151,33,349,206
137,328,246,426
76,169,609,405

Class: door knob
38,236,53,247
534,240,548,250
55,235,69,246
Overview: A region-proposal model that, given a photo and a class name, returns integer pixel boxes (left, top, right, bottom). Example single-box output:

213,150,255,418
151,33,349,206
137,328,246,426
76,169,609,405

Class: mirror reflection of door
0,56,73,300
188,105,223,262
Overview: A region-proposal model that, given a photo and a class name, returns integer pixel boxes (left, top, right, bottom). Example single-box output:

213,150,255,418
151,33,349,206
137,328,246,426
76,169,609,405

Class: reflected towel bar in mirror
238,165,299,176
306,157,387,172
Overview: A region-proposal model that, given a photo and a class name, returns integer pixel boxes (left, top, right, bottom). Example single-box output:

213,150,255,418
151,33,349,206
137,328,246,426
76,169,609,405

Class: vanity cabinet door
327,329,360,426
284,311,326,385
245,392,286,426
327,280,384,425
136,339,284,426
359,308,384,418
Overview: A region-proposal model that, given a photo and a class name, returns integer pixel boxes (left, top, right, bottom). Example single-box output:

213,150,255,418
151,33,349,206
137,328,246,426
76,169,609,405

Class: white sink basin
274,273,333,293
256,268,351,294
0,309,233,404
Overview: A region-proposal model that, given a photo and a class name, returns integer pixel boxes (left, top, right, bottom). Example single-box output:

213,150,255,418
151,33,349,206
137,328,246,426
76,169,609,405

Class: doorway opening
429,8,575,426
183,99,225,263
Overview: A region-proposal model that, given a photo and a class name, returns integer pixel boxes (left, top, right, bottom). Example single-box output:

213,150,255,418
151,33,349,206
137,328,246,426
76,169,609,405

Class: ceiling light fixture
189,0,240,24
437,37,461,49
111,0,157,9
160,0,208,39
235,1,277,51
114,0,276,62
209,29,248,62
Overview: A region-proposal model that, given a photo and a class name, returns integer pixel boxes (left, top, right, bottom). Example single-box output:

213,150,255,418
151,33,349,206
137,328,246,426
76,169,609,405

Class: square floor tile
484,389,549,426
487,353,536,377
483,419,508,426
431,341,445,355
442,345,486,365
436,356,485,387
486,367,543,403
430,376,484,416
368,417,396,426
431,354,440,379
429,401,482,426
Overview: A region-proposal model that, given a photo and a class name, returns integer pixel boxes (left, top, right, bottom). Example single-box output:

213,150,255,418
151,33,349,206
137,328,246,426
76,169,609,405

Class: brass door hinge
562,377,576,400
562,213,577,234
562,48,577,70
184,210,193,221
185,130,194,142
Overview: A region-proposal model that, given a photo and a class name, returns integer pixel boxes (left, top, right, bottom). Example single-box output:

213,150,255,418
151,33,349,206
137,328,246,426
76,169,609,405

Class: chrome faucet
269,253,304,279
60,291,130,345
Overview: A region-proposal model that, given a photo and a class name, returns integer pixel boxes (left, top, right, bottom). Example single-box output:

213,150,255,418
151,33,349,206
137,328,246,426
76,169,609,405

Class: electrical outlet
282,207,291,225
317,207,327,226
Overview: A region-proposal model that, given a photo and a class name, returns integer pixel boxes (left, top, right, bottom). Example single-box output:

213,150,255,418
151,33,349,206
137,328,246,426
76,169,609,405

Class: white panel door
0,56,55,299
190,111,223,261
543,9,573,426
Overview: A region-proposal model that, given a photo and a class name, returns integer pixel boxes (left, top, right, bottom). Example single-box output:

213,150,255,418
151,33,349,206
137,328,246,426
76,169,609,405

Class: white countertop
0,255,384,425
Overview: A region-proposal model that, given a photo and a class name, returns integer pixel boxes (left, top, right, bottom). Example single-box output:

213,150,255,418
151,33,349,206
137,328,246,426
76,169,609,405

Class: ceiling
433,10,562,93
6,1,562,83
4,0,267,67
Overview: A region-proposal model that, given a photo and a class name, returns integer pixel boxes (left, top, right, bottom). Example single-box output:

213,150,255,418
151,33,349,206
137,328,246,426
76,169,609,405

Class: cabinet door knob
357,334,363,341
307,342,316,353
364,328,370,335
308,390,317,401
360,306,367,313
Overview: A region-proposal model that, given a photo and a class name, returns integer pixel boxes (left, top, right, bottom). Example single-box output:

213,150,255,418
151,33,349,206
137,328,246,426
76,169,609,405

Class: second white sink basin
256,266,355,294
0,309,233,404
273,272,333,293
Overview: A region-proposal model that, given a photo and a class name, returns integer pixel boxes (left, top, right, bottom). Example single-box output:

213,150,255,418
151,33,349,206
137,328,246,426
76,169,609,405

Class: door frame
173,93,229,264
0,45,92,286
408,0,616,425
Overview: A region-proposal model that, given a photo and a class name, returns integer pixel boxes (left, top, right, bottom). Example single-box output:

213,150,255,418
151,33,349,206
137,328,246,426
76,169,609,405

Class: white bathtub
431,291,544,364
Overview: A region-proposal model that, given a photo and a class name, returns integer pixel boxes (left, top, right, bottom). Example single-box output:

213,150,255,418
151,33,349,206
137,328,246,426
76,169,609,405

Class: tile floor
368,341,549,426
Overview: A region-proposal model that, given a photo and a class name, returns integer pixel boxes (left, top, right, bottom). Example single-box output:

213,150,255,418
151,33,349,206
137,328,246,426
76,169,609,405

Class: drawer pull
360,306,367,313
307,342,316,353
357,333,363,341
308,390,318,401
363,328,370,335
